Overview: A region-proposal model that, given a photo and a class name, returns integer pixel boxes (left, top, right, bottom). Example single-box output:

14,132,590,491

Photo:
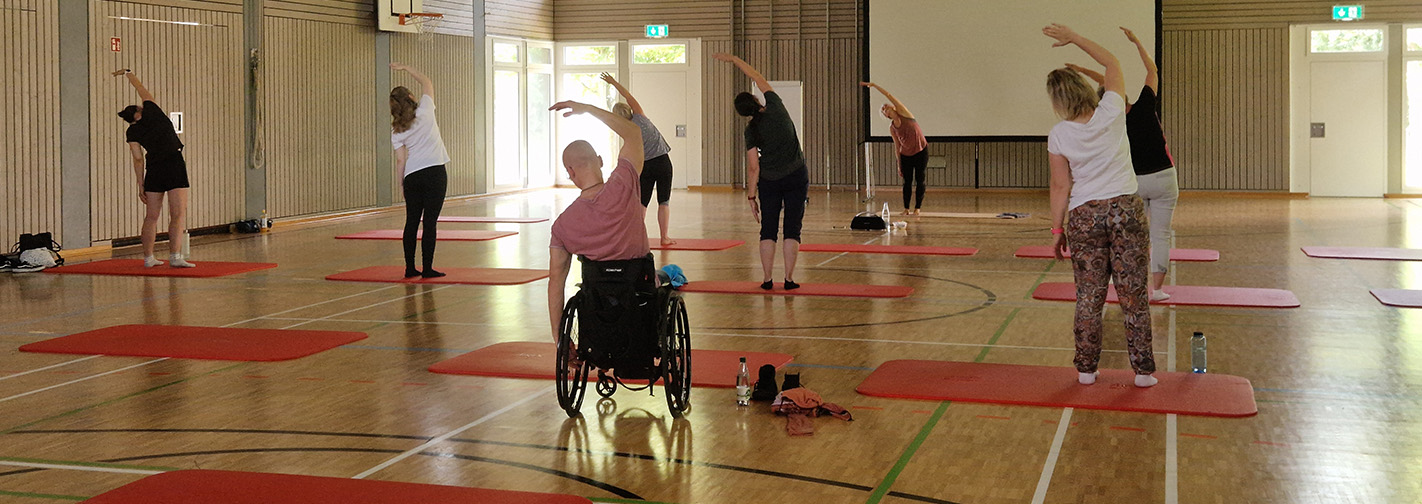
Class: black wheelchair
556,254,691,418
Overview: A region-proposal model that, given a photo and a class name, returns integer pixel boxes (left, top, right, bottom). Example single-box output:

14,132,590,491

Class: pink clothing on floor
550,158,650,261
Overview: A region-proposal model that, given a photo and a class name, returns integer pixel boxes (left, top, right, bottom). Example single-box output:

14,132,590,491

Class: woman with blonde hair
1042,24,1156,388
390,63,451,278
601,72,677,246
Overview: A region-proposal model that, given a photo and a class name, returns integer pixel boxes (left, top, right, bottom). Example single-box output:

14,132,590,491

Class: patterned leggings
1067,194,1156,375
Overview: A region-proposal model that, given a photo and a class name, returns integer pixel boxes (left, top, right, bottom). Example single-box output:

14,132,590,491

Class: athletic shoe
783,279,801,290
10,261,45,273
168,254,196,268
1150,290,1171,302
0,257,14,272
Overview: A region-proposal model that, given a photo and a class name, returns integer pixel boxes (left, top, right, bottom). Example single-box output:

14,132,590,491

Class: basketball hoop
398,12,443,43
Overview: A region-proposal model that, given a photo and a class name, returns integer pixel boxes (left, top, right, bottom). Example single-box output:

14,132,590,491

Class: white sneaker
10,261,44,273
168,255,196,268
1078,371,1100,385
1151,290,1171,302
144,256,163,268
1134,374,1158,388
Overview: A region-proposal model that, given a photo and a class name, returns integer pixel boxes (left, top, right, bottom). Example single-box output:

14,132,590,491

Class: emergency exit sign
1332,5,1363,21
645,24,669,38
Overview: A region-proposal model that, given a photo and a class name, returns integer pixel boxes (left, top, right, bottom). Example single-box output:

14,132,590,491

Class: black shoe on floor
760,280,774,290
751,364,778,401
421,269,447,279
404,267,422,278
783,279,800,290
781,372,801,391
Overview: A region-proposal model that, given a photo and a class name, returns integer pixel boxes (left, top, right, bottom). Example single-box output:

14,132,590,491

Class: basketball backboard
377,0,423,33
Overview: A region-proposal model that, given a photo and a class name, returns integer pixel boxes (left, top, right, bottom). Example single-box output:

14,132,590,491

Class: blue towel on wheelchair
660,264,687,288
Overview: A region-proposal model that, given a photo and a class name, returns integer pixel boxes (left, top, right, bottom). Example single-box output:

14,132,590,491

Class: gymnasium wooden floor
2,189,1420,503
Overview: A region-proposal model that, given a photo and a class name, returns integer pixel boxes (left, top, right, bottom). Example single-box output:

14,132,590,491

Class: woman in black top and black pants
1070,27,1178,302
114,69,194,269
714,53,809,291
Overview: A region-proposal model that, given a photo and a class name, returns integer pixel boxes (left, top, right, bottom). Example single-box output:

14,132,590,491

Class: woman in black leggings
389,63,452,278
862,82,928,214
715,53,810,290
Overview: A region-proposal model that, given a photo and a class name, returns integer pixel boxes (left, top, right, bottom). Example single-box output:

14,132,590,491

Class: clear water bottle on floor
1190,332,1207,373
880,202,892,228
736,357,751,406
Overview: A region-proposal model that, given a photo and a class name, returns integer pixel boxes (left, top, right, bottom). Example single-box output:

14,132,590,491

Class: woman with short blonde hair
1042,24,1156,388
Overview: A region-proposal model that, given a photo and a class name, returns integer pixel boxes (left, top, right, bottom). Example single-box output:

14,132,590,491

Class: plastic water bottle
181,229,191,257
261,209,271,229
736,357,751,406
880,202,892,229
1190,332,1207,373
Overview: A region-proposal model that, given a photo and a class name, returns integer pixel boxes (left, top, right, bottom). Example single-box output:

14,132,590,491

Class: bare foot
901,209,912,216
661,237,678,246
912,209,921,215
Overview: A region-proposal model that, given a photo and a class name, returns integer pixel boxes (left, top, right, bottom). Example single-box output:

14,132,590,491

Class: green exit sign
645,24,669,38
1332,5,1363,21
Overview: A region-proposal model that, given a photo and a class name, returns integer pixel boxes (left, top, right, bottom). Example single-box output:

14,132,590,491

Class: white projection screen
868,0,1157,137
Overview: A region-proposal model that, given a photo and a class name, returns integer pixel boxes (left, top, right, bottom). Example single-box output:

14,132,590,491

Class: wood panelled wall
89,2,245,242
263,16,377,218
425,0,476,36
392,33,480,200
266,0,373,25
1161,28,1290,190
1162,0,1422,29
487,0,553,39
2,0,62,244
555,0,731,40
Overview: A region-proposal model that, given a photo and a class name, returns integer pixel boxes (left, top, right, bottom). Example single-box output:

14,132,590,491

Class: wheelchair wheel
556,294,590,418
595,372,616,398
660,294,692,418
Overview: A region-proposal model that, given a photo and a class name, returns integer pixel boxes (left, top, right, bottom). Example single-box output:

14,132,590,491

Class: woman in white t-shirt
390,63,452,279
1042,25,1156,388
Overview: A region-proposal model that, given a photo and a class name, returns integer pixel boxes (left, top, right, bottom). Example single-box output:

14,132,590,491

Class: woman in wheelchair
546,101,690,418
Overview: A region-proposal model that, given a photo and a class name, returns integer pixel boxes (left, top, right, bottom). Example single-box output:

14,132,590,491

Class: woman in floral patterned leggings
1041,24,1157,388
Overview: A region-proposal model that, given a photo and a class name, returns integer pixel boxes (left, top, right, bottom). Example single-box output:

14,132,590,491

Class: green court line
864,401,950,504
0,456,177,472
1026,260,1058,299
973,308,1021,363
0,362,250,435
0,490,87,501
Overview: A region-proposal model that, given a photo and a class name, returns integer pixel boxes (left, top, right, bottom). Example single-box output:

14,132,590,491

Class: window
529,46,552,65
493,42,519,63
562,45,616,65
633,44,687,64
1310,28,1384,53
1409,27,1422,53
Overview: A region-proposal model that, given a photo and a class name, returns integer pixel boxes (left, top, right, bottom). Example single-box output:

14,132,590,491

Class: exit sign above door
1332,5,1363,21
645,24,669,38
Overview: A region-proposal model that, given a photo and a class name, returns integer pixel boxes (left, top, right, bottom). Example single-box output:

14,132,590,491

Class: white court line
1165,252,1180,504
1031,407,1073,504
0,460,163,475
0,358,169,404
277,285,455,330
352,389,549,479
223,285,401,328
811,234,885,268
0,356,101,382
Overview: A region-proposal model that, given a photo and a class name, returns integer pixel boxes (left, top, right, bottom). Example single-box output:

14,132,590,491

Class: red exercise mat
856,360,1256,417
1302,246,1422,261
44,259,277,278
429,341,793,388
799,243,977,256
679,280,913,298
1031,282,1299,308
326,266,548,285
1371,289,1422,308
1015,245,1219,261
83,470,592,504
335,230,516,241
437,216,548,223
649,239,745,251
19,325,365,361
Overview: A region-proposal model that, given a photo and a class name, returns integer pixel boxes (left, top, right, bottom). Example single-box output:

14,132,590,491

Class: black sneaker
11,261,45,273
0,257,13,273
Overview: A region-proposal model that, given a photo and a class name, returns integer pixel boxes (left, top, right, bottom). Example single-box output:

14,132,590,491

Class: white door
1306,29,1388,197
629,40,701,189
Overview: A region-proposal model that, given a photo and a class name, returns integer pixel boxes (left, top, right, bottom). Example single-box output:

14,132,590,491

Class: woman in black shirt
114,69,194,269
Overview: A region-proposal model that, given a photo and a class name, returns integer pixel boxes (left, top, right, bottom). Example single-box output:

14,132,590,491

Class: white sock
1078,371,1099,385
1134,374,1158,388
143,256,162,268
168,254,195,268
1151,290,1171,301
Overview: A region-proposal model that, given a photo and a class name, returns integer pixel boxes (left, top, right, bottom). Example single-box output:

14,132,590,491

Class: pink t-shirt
550,158,650,261
889,118,928,156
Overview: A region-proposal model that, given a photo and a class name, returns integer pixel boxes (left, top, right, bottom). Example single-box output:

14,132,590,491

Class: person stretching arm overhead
862,82,929,214
113,68,193,269
601,72,678,246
